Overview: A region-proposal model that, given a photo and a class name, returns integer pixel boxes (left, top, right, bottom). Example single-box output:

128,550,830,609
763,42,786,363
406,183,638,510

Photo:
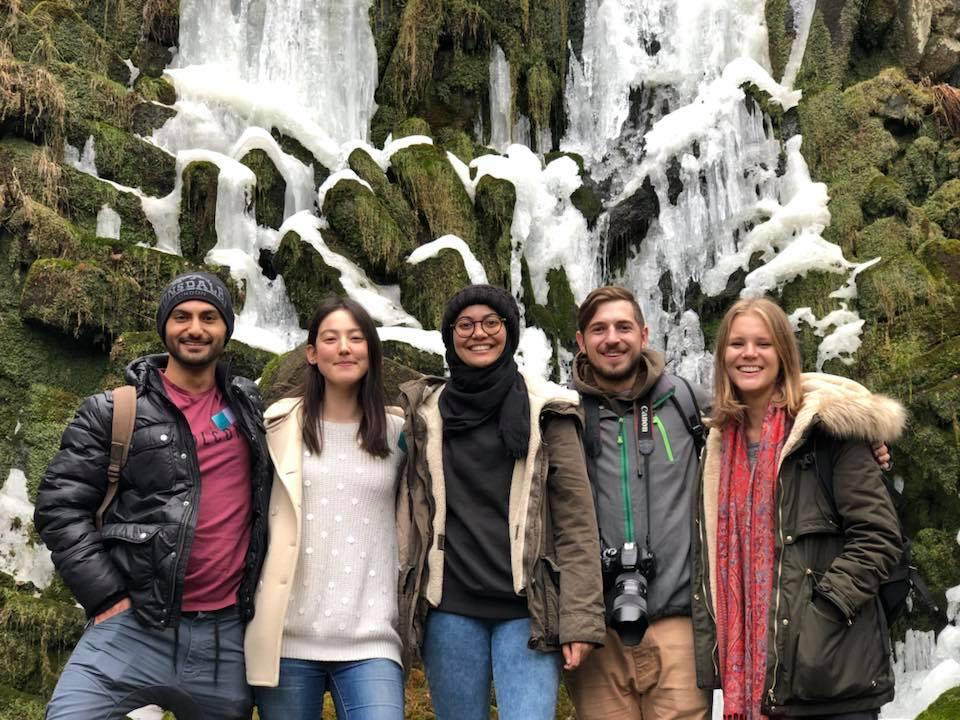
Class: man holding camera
564,286,711,720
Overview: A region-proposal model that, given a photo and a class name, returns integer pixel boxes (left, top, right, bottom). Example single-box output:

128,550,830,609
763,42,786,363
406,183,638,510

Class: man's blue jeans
254,657,404,720
422,611,562,720
45,607,251,720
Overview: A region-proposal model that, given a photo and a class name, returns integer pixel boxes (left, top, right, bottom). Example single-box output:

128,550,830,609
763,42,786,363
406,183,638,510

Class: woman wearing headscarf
396,284,605,720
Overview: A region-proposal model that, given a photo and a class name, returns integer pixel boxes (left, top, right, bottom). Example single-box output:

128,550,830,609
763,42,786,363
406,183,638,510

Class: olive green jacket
692,373,906,716
396,372,606,670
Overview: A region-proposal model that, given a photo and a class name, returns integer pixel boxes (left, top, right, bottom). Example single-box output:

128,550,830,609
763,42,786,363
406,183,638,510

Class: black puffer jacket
34,355,271,628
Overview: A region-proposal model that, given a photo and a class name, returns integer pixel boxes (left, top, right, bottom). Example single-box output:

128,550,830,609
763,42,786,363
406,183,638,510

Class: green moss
132,75,176,105
892,136,941,203
436,128,474,164
923,179,960,239
130,100,177,137
56,62,134,130
270,129,330,189
271,231,345,328
764,0,791,82
4,197,81,264
59,164,156,247
179,160,219,264
918,686,960,720
382,341,443,377
525,62,553,146
911,528,960,609
399,248,470,330
347,148,419,246
522,265,577,353
0,684,46,720
0,588,84,696
393,117,432,139
391,142,478,247
861,173,909,221
377,0,444,115
66,120,176,197
18,383,81,502
323,179,413,282
240,149,286,230
19,3,129,83
473,174,514,288
0,56,65,147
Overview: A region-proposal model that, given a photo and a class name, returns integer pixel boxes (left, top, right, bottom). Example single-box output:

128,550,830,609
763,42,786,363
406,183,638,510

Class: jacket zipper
618,417,635,541
767,468,787,705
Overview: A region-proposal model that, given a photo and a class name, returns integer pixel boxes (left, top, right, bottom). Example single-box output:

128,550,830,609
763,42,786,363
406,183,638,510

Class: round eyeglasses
452,314,505,338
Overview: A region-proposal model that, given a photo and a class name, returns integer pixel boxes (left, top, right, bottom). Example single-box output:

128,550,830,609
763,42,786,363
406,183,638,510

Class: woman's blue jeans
253,657,403,720
422,611,562,720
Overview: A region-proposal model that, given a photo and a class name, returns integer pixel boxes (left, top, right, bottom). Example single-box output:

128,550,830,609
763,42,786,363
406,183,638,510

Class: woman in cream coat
245,297,405,720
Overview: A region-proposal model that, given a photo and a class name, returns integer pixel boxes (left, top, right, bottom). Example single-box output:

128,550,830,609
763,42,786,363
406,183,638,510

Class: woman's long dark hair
286,296,389,458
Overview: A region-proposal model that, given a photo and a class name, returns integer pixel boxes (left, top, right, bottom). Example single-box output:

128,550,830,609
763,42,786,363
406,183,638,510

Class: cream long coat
244,397,402,686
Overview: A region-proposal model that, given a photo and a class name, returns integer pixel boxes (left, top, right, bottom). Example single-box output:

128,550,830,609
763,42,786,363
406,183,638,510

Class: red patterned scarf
716,403,792,720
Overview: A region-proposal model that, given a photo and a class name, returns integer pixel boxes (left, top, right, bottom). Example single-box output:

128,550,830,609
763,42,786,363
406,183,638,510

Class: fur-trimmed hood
780,372,907,460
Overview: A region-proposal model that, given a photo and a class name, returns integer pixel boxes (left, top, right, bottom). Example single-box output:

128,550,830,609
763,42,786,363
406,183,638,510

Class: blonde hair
710,297,804,429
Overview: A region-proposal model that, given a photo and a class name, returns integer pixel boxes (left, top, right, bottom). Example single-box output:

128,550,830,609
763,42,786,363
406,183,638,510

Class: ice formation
96,205,122,240
0,469,54,588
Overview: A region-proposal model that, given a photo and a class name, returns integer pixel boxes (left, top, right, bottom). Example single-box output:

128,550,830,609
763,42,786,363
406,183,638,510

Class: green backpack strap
96,385,136,530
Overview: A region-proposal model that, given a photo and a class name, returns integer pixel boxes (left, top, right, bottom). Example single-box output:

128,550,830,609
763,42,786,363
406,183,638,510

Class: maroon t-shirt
160,372,252,612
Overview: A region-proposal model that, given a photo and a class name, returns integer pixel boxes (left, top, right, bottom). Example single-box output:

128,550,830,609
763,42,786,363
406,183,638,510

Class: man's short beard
592,354,643,385
166,338,224,368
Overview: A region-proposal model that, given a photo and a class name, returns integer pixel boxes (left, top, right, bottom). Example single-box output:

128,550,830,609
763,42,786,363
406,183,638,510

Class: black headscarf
439,285,530,459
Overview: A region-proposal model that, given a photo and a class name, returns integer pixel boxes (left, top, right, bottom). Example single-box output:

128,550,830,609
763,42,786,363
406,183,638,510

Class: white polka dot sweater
280,415,404,665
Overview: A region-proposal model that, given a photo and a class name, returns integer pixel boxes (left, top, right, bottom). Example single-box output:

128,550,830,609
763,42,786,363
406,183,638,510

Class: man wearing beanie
35,271,271,720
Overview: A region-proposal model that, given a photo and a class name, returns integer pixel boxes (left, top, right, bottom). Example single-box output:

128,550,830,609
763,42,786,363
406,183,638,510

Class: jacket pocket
530,556,560,650
126,424,176,491
101,523,163,590
792,594,888,701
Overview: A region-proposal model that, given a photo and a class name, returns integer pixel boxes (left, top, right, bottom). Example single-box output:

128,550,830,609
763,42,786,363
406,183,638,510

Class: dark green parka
692,373,905,716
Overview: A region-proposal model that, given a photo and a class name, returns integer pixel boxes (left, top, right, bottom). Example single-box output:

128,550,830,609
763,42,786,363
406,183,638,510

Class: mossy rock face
0,684,46,720
474,174,515,288
382,341,443,377
399,249,470,331
130,101,177,137
917,686,960,720
179,161,220,264
390,143,477,244
0,588,84,697
60,165,156,247
74,0,149,59
923,179,960,239
272,231,345,328
322,179,413,282
521,264,578,356
271,129,330,190
19,258,143,344
861,173,909,222
436,128,475,164
12,4,130,84
241,149,286,230
142,0,181,48
4,198,81,266
18,382,86,503
56,62,135,131
65,121,176,198
132,75,177,106
911,528,960,612
347,148,419,245
393,117,432,139
0,58,65,147
133,37,176,80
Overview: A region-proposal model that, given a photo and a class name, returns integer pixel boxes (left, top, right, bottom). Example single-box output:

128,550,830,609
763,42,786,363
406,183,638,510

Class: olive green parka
692,373,906,716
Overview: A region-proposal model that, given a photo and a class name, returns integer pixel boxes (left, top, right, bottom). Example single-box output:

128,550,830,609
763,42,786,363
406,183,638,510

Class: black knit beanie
440,284,521,353
156,272,235,342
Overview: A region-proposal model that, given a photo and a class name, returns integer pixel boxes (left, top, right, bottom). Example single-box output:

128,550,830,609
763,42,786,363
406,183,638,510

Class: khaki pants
564,617,710,720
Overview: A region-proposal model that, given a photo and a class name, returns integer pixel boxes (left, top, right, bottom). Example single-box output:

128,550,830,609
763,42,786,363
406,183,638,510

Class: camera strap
634,400,655,552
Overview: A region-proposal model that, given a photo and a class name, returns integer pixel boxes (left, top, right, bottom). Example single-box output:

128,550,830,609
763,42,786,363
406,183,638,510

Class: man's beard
591,351,643,386
166,337,224,368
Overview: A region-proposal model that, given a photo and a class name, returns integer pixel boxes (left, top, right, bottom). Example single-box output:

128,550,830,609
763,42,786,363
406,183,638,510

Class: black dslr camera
601,541,657,646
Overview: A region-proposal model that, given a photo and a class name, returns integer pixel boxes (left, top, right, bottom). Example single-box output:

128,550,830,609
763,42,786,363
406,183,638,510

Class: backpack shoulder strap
666,374,707,454
580,393,602,459
96,385,136,530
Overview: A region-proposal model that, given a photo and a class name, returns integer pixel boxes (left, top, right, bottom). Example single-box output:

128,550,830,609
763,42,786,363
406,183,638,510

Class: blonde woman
693,297,903,720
